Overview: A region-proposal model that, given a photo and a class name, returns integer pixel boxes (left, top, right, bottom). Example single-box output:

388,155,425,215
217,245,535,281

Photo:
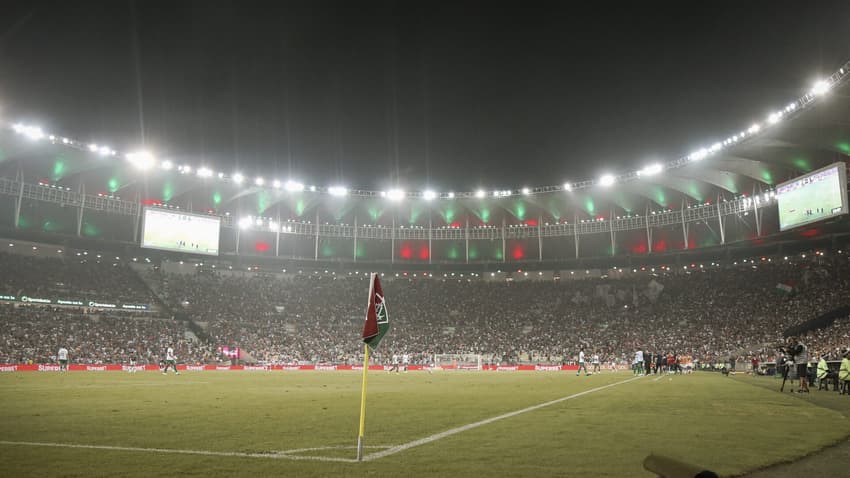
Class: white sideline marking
362,375,642,461
0,376,641,463
0,440,366,463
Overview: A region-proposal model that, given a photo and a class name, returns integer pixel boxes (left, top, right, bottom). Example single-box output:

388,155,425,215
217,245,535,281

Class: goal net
433,353,482,371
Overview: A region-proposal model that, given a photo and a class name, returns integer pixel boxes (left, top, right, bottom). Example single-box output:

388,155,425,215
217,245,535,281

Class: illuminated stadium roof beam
706,155,791,187
665,166,748,195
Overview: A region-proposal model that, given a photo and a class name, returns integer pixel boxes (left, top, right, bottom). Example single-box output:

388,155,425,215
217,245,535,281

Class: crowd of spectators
1,249,848,366
0,252,156,305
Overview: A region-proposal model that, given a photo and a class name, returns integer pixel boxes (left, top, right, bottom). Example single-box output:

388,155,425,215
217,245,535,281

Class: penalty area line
363,375,643,462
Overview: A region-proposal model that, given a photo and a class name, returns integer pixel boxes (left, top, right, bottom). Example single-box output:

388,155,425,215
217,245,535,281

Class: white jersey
402,354,410,364
592,354,600,364
392,354,399,365
166,347,175,361
578,351,585,363
58,348,68,360
635,350,644,363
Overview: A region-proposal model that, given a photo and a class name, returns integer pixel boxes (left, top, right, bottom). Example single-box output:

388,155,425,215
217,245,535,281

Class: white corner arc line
363,375,642,462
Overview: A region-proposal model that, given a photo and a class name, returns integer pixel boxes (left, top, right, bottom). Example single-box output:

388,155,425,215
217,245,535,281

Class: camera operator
789,337,810,393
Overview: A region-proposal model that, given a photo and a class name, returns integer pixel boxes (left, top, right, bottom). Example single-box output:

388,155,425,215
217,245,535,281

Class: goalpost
433,353,482,370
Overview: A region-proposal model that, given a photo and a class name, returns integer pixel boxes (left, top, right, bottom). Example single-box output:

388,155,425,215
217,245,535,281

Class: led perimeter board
776,162,848,231
141,208,220,256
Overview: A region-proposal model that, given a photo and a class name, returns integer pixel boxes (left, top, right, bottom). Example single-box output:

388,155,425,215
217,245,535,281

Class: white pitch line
0,441,360,463
362,375,643,462
0,376,641,464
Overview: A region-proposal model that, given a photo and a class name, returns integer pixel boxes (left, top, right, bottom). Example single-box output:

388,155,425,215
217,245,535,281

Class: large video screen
776,162,848,231
141,208,220,256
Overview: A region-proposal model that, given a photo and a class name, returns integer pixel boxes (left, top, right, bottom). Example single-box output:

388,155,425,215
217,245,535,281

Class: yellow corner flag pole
357,343,370,461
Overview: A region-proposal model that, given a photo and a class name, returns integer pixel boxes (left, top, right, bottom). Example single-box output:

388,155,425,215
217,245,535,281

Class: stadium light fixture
285,180,305,192
268,221,278,231
254,177,265,186
387,188,405,201
475,189,486,198
689,148,708,161
811,79,830,96
13,123,45,141
88,143,98,152
272,179,282,189
563,183,572,192
638,163,663,177
329,186,349,197
232,173,245,184
747,123,761,134
196,167,213,178
181,165,192,174
767,112,782,124
599,174,615,187
521,187,531,195
126,151,155,170
447,192,455,199
238,217,251,229
98,146,112,156
160,160,173,170
422,189,437,201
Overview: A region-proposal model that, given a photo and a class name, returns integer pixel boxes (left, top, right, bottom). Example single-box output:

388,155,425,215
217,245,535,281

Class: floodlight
161,160,174,170
197,167,213,178
285,180,304,192
254,177,265,186
475,189,486,198
232,173,245,184
387,189,405,201
521,187,530,195
272,179,282,189
238,217,251,229
329,186,348,197
422,189,437,201
811,79,830,95
126,151,155,170
599,174,615,187
638,163,663,177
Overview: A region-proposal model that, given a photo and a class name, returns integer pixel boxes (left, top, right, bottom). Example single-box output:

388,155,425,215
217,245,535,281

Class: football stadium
1,3,850,477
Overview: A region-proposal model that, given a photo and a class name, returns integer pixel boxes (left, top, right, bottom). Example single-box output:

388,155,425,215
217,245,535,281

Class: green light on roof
512,201,526,220
494,249,503,261
441,208,456,224
212,192,222,206
584,197,595,215
257,190,270,214
478,208,491,223
42,220,61,232
108,177,120,193
295,199,306,217
355,242,365,259
367,206,382,221
409,204,422,224
836,142,850,154
468,245,478,260
321,243,335,257
760,170,773,184
792,158,811,172
52,159,66,181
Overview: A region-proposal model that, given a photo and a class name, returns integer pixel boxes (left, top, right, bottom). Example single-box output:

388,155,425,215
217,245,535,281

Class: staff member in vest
839,349,850,394
816,355,838,391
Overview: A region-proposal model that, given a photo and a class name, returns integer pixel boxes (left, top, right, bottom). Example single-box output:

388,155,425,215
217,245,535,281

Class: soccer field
0,371,848,477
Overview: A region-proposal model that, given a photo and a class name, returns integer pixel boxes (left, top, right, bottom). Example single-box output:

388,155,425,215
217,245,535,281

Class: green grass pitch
0,371,848,477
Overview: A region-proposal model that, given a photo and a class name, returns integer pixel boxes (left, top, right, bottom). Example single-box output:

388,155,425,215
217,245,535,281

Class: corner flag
362,273,389,349
357,273,389,461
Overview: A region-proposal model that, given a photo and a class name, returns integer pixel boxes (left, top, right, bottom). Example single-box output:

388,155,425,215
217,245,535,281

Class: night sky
1,1,849,192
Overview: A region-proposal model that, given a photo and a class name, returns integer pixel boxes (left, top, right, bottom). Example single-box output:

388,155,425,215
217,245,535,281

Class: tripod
779,362,794,393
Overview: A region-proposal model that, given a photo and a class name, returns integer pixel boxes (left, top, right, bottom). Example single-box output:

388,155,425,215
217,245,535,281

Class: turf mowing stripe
0,440,362,463
362,375,643,462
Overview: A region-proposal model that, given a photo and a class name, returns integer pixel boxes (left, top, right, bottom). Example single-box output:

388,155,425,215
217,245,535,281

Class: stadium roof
1,61,849,226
